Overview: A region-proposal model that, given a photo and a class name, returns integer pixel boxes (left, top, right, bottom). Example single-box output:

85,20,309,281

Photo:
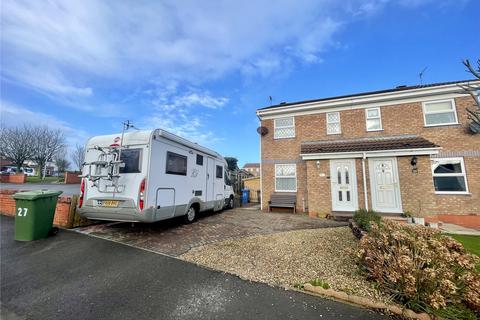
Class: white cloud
0,100,90,147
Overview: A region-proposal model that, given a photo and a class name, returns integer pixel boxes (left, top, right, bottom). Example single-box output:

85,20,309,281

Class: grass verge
26,176,63,183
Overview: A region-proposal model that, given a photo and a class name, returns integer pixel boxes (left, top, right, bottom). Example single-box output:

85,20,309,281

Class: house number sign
17,207,28,217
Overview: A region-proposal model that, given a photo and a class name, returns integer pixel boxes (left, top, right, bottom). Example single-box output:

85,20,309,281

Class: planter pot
405,217,414,224
428,222,438,229
413,217,425,226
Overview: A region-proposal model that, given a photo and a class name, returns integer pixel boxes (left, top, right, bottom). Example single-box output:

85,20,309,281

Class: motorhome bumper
78,206,156,223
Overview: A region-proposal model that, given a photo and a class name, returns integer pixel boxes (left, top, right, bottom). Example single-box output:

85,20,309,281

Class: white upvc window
326,112,341,134
274,117,295,139
422,99,458,127
275,163,297,192
365,107,382,131
431,157,469,194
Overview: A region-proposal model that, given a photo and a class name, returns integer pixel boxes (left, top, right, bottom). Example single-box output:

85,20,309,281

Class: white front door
330,159,358,211
369,157,402,213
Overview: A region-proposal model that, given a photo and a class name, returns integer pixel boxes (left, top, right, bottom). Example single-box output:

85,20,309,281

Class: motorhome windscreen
119,148,141,173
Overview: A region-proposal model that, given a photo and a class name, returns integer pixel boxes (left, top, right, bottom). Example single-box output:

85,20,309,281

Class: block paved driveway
75,208,347,256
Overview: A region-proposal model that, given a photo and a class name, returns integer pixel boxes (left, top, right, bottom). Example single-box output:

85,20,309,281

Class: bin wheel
48,227,59,237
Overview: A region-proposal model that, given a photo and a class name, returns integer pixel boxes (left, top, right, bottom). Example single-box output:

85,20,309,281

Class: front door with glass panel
330,159,358,211
369,157,402,213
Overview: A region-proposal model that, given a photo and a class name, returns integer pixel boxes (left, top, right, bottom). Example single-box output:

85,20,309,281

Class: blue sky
1,0,478,166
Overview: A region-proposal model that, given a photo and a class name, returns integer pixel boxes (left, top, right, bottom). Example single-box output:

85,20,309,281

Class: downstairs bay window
432,158,469,194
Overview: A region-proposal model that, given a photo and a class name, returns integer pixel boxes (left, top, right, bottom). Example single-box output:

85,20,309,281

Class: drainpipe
257,114,263,210
362,152,369,210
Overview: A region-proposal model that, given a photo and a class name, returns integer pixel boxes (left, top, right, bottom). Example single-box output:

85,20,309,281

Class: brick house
243,163,260,176
256,80,480,219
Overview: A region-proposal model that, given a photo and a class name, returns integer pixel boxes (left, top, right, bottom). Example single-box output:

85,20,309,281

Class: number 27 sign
17,208,28,217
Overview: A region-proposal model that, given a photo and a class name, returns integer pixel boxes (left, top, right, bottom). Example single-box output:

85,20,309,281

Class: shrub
352,209,381,232
357,220,480,318
309,278,330,289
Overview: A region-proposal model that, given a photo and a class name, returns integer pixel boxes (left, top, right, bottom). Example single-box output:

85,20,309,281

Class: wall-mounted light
316,160,321,169
410,156,418,174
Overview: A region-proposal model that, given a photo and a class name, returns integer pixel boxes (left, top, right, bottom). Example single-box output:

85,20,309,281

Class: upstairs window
275,164,297,192
423,99,458,126
432,158,468,193
326,112,341,134
274,117,295,139
365,107,382,131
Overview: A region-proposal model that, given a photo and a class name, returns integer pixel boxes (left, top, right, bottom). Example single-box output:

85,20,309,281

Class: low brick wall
0,173,27,184
425,214,480,230
64,171,81,184
0,189,93,228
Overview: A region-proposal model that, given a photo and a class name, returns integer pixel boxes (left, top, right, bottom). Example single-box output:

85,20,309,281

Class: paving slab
0,183,80,196
1,215,390,320
75,209,347,256
440,223,480,236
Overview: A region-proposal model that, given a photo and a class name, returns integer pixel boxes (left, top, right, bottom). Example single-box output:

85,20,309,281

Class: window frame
196,154,204,166
422,99,459,127
273,117,295,139
365,107,383,132
119,148,142,174
216,165,223,179
274,163,297,192
326,112,341,135
165,151,188,176
431,157,469,195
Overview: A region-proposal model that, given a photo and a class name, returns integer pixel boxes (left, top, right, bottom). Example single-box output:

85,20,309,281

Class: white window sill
366,129,383,132
326,132,341,135
273,136,295,140
424,123,460,128
274,190,297,193
435,192,471,196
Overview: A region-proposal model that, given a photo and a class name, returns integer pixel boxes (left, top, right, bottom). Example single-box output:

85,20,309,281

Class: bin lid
12,190,63,200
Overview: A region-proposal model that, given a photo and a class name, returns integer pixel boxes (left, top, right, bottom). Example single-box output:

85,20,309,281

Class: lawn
26,176,63,184
448,234,480,256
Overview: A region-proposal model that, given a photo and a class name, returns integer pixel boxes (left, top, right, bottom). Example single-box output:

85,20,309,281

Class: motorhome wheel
228,196,234,209
184,206,197,223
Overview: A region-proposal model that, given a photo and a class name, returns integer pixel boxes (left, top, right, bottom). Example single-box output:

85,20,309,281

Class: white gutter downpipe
362,152,369,210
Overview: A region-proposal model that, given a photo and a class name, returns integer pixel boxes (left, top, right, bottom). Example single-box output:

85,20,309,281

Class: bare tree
31,126,66,179
459,59,480,133
54,147,71,174
72,144,85,171
0,125,34,172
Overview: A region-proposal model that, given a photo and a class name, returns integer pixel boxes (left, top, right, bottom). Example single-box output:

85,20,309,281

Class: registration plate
99,200,119,207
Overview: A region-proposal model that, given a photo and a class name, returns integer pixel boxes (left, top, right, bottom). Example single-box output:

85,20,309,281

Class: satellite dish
257,126,269,136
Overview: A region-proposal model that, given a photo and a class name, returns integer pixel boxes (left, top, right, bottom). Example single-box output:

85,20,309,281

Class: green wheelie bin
12,190,63,241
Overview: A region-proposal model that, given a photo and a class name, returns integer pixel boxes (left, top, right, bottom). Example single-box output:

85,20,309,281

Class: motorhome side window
216,165,223,179
166,151,187,176
119,148,141,173
196,154,204,165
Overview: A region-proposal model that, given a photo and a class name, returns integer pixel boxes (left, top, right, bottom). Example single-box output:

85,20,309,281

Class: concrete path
75,209,347,256
1,216,390,320
0,183,80,196
440,223,480,236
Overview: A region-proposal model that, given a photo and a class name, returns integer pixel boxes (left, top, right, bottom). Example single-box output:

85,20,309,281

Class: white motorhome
78,129,235,223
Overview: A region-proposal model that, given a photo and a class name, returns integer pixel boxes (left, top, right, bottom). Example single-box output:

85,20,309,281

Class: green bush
352,209,381,232
309,278,330,289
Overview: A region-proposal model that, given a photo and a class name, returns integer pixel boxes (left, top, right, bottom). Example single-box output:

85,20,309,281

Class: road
0,216,390,320
0,183,79,195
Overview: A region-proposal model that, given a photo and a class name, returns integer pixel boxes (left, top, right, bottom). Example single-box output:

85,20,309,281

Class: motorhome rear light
79,179,85,208
139,178,146,210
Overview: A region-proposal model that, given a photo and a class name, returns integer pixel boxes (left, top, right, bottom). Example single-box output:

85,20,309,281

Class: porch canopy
300,135,440,159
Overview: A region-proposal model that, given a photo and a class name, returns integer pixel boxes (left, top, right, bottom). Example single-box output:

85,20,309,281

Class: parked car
0,166,17,174
78,129,235,223
22,167,36,176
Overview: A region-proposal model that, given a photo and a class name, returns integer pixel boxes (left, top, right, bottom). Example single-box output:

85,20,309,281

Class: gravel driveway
181,227,389,303
75,208,346,256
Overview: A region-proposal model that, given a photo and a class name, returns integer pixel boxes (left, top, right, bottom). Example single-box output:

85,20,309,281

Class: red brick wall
261,96,480,216
0,189,74,228
0,174,27,184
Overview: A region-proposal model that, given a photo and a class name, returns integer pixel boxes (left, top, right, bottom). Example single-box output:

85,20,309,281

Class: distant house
243,163,260,176
256,80,480,220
